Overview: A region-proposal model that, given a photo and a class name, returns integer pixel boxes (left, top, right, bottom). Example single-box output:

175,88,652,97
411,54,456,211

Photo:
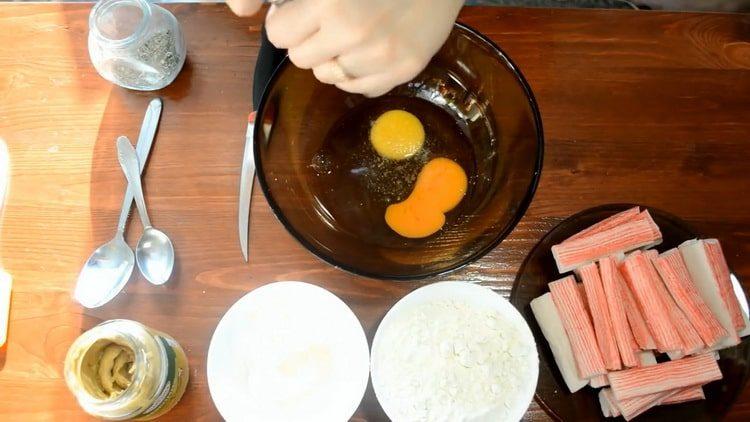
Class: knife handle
253,26,286,110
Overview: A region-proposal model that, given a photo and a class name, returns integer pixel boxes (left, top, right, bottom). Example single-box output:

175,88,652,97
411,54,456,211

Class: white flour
373,299,536,422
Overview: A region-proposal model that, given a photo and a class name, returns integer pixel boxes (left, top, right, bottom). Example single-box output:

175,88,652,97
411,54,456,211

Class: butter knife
119,98,162,231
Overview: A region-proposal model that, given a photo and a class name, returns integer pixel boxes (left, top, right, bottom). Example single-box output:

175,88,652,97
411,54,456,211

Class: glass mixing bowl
254,23,543,280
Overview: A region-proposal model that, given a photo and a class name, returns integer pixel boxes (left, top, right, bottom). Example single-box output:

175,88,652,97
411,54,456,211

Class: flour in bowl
372,298,537,421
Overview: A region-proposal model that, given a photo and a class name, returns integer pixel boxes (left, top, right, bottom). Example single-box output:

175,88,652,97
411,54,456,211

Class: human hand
225,0,264,17
265,0,464,97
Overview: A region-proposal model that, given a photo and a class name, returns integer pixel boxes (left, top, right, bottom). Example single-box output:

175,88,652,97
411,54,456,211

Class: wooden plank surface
0,3,748,421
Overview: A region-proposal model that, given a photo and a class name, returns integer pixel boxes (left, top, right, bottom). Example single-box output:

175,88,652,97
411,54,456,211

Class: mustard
64,320,189,420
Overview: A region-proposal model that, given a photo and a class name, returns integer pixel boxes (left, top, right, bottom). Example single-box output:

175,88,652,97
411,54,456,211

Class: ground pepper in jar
88,0,186,90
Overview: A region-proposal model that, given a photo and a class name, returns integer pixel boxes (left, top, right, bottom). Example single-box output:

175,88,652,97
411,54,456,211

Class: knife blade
240,26,286,261
239,112,256,262
117,98,162,233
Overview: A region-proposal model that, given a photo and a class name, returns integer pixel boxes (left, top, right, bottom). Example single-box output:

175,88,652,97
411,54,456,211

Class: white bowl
371,281,538,421
207,281,370,421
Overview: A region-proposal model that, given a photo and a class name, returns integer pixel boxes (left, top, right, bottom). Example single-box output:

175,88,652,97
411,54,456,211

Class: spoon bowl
135,227,174,285
116,135,174,285
74,235,134,308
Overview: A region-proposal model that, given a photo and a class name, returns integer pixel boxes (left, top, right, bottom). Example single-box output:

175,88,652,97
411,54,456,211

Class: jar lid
89,0,151,47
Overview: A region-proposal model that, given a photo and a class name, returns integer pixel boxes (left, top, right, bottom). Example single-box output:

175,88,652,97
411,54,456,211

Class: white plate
371,281,538,422
207,281,370,422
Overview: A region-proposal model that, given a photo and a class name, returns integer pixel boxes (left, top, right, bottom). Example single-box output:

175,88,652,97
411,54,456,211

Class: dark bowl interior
510,204,750,421
254,23,543,279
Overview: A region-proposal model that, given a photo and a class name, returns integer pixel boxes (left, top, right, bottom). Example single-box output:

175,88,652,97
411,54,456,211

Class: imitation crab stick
563,206,641,244
704,239,747,332
530,293,588,393
621,252,682,352
577,263,622,370
599,388,618,417
578,280,608,387
590,374,609,388
549,276,607,378
621,391,674,421
601,386,704,420
619,269,657,351
552,210,662,273
653,249,728,348
642,253,704,355
679,239,742,349
600,257,640,367
601,351,701,420
578,282,589,315
580,279,612,389
661,386,705,405
638,350,657,366
608,353,722,401
602,387,674,421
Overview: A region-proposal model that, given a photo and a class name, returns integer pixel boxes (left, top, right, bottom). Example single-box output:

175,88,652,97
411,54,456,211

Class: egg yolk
369,110,425,160
385,158,468,238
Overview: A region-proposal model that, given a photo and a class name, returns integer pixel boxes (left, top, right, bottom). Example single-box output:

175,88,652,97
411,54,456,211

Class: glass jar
64,319,190,420
88,0,186,90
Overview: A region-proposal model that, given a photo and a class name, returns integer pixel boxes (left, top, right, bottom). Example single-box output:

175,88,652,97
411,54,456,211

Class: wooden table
0,3,748,420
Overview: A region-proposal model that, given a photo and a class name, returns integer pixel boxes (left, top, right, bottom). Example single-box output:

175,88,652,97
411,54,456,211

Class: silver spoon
73,99,162,308
116,136,174,285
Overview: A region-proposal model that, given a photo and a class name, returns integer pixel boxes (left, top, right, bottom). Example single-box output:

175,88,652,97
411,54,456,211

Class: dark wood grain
0,3,748,421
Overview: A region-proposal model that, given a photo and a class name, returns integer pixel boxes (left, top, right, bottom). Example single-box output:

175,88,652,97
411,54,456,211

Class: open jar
88,0,186,90
64,319,189,420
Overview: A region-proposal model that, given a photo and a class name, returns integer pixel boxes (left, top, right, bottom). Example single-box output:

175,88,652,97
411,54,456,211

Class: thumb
226,0,264,17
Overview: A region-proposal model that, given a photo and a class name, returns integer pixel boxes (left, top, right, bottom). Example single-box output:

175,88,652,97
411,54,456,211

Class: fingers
226,0,263,17
260,0,450,97
335,58,426,97
265,0,321,49
287,30,349,70
335,73,400,97
312,60,353,85
335,37,397,78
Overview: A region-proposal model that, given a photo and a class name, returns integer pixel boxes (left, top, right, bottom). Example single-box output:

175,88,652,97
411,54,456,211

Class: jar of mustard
64,319,189,420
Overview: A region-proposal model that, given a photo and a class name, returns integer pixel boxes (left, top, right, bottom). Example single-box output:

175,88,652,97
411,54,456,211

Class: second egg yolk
369,110,425,160
385,158,468,238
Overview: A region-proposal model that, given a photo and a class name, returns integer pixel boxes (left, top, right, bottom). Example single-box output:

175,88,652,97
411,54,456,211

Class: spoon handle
117,136,152,228
116,98,162,233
